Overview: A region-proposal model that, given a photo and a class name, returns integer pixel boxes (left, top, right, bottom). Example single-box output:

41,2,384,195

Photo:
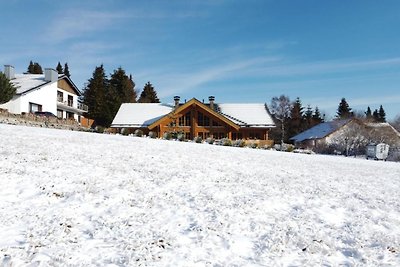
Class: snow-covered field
1,124,399,266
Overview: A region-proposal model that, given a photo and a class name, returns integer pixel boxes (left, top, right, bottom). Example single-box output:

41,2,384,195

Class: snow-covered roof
11,74,63,95
291,119,352,142
111,103,174,127
218,103,275,127
111,101,275,128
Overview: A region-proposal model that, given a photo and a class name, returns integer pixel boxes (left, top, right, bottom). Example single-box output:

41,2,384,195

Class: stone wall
0,108,90,132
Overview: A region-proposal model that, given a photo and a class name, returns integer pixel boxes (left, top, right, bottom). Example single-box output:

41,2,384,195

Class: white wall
19,82,58,114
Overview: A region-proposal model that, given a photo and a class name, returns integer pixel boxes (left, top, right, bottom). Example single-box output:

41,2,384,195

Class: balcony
57,98,88,112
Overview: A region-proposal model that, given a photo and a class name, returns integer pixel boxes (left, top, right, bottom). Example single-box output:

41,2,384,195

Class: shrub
163,132,172,140
95,126,105,133
206,137,215,144
177,132,185,141
233,139,246,147
134,129,143,137
121,128,129,136
193,136,202,143
148,131,157,139
221,138,232,146
247,142,258,149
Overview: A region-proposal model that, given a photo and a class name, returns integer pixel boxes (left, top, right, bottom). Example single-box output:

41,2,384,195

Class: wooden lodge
111,96,276,144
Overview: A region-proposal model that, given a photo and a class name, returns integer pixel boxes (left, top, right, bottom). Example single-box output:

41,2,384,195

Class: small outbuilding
366,143,390,160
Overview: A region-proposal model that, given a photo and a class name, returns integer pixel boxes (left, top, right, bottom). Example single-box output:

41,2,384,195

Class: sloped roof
290,119,352,142
365,122,400,146
217,103,275,127
111,103,174,127
10,73,81,95
111,99,276,128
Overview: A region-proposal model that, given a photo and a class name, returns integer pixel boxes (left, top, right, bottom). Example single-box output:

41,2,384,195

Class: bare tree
391,115,400,132
330,122,369,156
270,95,292,148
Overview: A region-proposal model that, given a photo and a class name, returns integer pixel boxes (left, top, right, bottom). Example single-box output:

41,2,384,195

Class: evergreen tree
312,106,323,125
83,65,111,126
336,98,353,119
64,63,71,78
33,62,43,74
109,67,137,120
288,97,304,138
27,61,34,74
378,105,386,122
27,61,43,74
0,72,17,104
138,82,160,103
365,106,372,120
373,109,379,122
56,62,64,74
303,105,313,128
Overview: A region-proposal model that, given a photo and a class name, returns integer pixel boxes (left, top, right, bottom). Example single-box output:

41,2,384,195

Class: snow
291,119,352,142
1,123,400,266
217,103,275,127
111,103,174,127
11,74,60,95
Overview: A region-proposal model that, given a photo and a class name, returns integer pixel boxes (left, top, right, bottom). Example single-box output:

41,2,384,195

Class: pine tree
138,82,160,103
27,61,34,74
83,65,111,127
64,63,71,78
288,97,304,138
109,67,137,120
365,106,372,121
304,105,313,128
378,105,386,122
32,62,43,74
373,109,379,122
336,98,353,119
0,72,17,104
312,106,323,125
56,62,64,74
27,61,43,74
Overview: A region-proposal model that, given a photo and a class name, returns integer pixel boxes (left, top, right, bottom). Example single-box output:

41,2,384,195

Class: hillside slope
0,124,399,266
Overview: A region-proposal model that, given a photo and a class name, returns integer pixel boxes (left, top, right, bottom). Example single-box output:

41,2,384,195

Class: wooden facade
121,98,273,142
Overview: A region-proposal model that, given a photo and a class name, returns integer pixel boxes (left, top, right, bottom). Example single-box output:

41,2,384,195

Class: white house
0,65,87,122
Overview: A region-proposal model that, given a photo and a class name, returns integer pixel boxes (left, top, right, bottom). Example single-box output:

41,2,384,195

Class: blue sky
1,0,400,119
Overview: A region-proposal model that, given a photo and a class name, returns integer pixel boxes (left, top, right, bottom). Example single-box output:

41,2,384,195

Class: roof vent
173,96,180,108
44,68,58,82
4,65,15,80
209,96,215,110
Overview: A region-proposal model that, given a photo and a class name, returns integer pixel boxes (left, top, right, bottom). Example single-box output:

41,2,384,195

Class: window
68,95,73,107
57,109,63,118
198,112,210,126
212,120,222,127
57,91,63,102
66,112,74,119
29,102,42,113
178,112,191,126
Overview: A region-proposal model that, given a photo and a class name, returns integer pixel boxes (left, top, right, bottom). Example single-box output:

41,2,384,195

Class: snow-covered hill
0,124,399,266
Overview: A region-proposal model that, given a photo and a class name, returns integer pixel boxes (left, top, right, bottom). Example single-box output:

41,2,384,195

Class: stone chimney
174,96,180,108
209,96,215,110
44,68,58,82
4,65,15,80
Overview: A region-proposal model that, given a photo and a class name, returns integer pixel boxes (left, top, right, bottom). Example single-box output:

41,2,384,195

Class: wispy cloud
251,57,400,77
45,10,130,43
148,57,280,97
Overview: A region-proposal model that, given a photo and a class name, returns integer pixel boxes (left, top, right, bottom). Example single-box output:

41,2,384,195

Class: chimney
44,68,58,82
209,96,215,110
174,96,180,108
4,65,15,80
